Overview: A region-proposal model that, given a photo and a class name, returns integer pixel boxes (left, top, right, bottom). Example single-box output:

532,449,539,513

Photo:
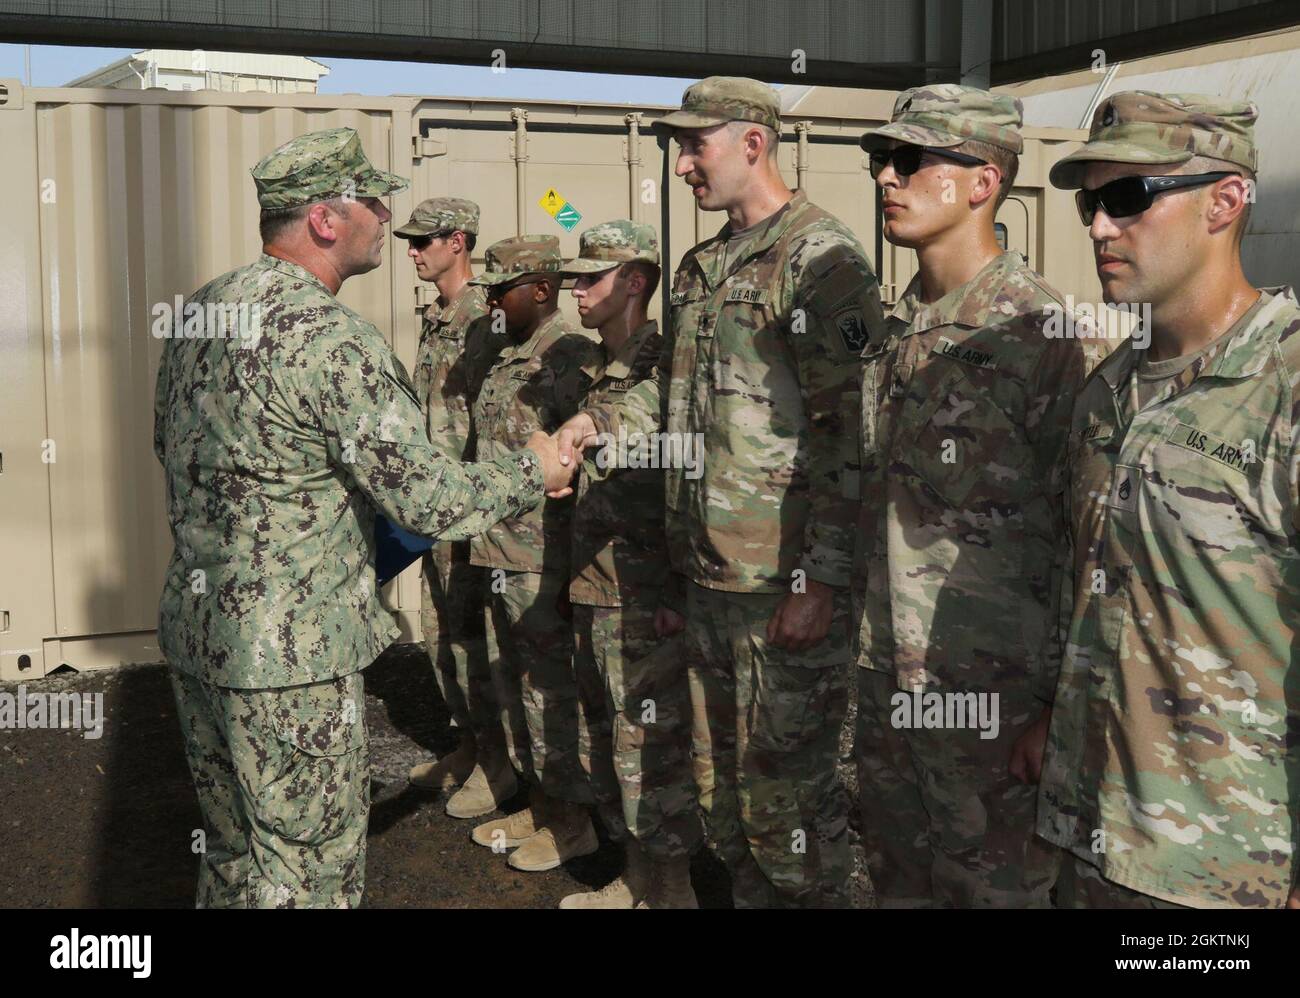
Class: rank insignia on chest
1108,465,1141,511
836,310,869,353
934,336,998,370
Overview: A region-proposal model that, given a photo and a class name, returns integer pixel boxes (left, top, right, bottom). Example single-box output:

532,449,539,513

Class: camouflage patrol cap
251,127,408,210
654,76,782,134
1049,91,1258,189
859,84,1024,155
469,234,565,287
563,220,660,275
394,197,480,238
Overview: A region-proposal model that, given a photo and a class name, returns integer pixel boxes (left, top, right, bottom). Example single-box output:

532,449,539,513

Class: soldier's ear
306,201,342,244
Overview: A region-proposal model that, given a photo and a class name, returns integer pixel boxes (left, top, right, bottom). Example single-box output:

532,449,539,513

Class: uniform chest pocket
901,363,1032,510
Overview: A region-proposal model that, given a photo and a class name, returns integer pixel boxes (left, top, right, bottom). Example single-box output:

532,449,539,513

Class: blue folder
374,514,434,587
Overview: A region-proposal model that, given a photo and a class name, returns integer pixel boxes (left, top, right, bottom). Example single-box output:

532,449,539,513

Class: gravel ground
0,645,873,908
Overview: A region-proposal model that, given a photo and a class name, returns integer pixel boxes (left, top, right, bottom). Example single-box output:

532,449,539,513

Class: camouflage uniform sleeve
153,345,170,464
554,334,600,423
792,239,885,588
1025,334,1089,703
305,329,543,539
658,570,689,615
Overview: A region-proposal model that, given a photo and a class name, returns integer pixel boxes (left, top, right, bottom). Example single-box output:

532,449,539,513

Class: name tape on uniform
934,336,998,371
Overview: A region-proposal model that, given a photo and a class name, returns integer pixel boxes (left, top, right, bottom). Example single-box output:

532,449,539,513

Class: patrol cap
859,84,1024,156
653,76,782,134
393,196,480,238
563,220,660,275
1050,91,1259,190
469,234,565,287
251,127,408,210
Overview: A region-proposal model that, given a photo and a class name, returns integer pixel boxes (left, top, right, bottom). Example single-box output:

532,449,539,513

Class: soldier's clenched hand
654,605,686,638
554,412,600,467
765,579,834,652
524,431,577,497
1009,707,1051,785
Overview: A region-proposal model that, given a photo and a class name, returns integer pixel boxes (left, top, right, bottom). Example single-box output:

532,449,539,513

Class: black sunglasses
868,144,987,179
1074,172,1237,225
406,231,452,250
486,276,547,299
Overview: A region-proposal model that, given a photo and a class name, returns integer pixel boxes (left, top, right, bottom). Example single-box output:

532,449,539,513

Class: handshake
525,412,602,499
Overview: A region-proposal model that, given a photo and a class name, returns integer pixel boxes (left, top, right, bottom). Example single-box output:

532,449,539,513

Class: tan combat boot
471,786,547,851
445,759,518,819
408,732,476,790
558,841,651,909
636,855,699,909
508,798,598,872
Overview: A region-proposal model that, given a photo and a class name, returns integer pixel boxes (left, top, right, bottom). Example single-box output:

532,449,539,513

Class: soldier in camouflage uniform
153,128,570,907
557,78,885,908
555,221,703,909
465,235,605,872
1030,92,1300,909
394,198,515,819
853,86,1092,908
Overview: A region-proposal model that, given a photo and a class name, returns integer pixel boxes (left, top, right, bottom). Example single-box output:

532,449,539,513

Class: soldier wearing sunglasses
853,85,1094,908
1027,91,1300,909
464,236,605,873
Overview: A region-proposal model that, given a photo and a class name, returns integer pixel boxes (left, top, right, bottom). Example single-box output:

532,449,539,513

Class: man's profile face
486,277,546,337
875,140,981,249
335,196,391,275
674,123,752,211
408,233,458,282
1080,161,1205,308
571,267,626,329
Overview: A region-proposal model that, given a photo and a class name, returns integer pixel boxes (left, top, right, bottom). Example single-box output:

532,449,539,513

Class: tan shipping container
0,80,1099,680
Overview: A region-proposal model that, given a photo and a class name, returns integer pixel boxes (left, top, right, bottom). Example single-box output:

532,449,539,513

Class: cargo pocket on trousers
262,673,369,845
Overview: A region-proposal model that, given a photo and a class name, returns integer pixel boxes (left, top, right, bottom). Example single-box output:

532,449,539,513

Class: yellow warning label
538,187,565,216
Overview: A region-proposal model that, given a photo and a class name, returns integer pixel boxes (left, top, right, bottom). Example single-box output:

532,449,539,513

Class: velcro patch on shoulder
834,308,870,354
933,336,998,371
1168,420,1259,475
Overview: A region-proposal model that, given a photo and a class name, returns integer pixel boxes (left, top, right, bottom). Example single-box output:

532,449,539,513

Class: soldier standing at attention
465,236,604,872
1022,92,1300,909
153,128,572,908
853,86,1092,908
556,78,884,908
394,198,516,819
555,220,703,909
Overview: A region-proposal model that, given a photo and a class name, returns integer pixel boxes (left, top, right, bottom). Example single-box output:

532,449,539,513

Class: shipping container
0,80,1099,679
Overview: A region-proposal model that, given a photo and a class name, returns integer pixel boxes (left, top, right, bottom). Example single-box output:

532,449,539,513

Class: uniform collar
1096,286,1296,395
694,189,809,285
260,252,332,295
581,319,658,382
497,307,570,363
889,251,1019,335
424,281,486,328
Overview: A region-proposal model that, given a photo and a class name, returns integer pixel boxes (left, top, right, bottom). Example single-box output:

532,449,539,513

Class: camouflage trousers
855,667,1058,908
1054,853,1186,909
484,567,591,804
685,582,852,908
420,544,504,752
573,599,702,860
169,667,369,908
